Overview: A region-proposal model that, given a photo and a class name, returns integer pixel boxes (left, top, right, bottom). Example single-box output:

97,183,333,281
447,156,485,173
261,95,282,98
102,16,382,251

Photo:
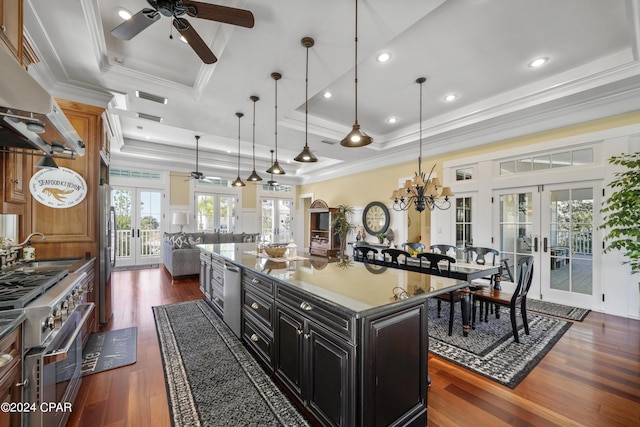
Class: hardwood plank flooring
67,267,640,427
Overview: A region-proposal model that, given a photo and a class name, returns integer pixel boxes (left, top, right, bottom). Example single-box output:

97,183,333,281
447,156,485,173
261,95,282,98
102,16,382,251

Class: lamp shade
35,154,58,169
172,212,189,226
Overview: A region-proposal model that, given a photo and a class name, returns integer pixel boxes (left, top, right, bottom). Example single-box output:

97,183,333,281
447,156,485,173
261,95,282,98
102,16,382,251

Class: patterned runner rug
153,299,309,427
526,299,590,321
428,299,571,388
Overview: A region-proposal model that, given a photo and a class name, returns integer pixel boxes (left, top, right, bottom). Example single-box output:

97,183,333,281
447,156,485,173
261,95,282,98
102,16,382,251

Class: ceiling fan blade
183,2,254,28
111,8,160,40
173,18,217,64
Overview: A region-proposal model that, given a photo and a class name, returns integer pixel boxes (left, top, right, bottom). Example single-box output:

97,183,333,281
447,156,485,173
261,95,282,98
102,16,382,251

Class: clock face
362,202,390,236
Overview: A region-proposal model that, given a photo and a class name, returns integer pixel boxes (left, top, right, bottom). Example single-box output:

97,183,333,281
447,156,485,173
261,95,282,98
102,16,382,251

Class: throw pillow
172,232,191,249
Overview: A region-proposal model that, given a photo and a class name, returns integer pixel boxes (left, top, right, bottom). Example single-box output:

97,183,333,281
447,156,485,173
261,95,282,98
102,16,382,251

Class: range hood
0,48,84,156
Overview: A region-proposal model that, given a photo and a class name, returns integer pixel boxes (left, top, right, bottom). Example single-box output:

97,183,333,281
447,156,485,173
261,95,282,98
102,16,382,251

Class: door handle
131,229,134,237
534,237,538,252
543,237,548,252
137,229,140,238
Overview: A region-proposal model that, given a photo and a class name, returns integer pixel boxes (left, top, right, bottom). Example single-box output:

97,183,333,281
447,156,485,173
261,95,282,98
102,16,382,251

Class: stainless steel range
0,268,94,427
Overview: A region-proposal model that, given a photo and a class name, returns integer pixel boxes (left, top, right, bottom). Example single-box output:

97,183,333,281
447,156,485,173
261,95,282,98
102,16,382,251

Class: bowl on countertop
264,245,287,258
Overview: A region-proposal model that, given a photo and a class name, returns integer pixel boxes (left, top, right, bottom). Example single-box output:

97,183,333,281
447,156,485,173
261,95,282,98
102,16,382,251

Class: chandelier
390,77,453,212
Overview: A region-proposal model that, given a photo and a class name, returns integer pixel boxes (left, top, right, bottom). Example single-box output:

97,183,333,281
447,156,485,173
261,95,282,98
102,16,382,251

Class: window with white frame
455,196,473,248
195,192,238,233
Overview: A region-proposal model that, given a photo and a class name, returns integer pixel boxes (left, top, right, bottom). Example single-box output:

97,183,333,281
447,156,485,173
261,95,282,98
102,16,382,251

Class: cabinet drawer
211,266,224,287
243,288,273,328
211,283,224,312
242,315,273,368
243,270,274,296
0,326,21,379
199,252,212,264
276,285,354,342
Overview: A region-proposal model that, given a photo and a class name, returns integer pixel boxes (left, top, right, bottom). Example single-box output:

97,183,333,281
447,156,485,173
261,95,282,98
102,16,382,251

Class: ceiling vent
137,112,163,122
135,90,168,104
321,139,337,145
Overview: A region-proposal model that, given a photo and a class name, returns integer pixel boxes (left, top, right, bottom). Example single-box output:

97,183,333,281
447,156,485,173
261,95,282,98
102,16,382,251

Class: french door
112,187,163,266
493,183,599,309
261,197,293,244
195,192,239,233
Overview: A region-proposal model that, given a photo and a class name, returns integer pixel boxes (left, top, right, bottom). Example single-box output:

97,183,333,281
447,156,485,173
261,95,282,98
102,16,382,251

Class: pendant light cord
419,79,423,177
354,0,359,125
305,44,309,148
252,99,257,168
237,114,241,171
274,77,279,159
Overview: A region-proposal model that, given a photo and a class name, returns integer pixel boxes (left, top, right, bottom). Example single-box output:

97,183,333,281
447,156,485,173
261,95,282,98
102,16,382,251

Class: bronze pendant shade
294,36,318,163
246,95,263,181
340,0,372,148
266,72,286,175
232,112,246,187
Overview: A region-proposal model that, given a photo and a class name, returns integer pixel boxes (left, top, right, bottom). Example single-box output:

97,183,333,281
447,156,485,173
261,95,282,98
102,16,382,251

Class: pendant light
267,72,286,174
246,95,263,181
232,112,246,187
267,150,279,188
294,36,318,163
340,0,372,147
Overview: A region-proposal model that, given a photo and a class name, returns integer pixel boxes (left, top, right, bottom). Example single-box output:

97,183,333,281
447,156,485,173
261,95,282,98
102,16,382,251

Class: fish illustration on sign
42,187,75,202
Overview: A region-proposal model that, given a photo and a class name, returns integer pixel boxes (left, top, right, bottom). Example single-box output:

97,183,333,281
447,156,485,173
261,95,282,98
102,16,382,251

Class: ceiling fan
187,135,218,182
111,0,254,64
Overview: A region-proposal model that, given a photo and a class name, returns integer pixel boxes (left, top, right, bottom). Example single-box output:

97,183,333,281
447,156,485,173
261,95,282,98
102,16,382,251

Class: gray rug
428,299,571,388
153,299,310,427
526,299,590,321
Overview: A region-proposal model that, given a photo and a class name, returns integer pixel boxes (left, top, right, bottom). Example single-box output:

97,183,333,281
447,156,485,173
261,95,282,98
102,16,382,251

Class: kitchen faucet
14,232,46,247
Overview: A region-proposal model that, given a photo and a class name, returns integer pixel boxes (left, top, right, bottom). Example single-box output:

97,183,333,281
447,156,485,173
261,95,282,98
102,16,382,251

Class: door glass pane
261,199,275,243
197,194,215,232
549,188,593,295
138,191,162,258
112,189,133,260
219,196,236,233
278,200,292,243
499,192,533,281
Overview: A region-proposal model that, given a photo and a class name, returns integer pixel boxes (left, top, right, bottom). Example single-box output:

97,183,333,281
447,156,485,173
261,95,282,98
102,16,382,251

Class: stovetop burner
0,269,68,309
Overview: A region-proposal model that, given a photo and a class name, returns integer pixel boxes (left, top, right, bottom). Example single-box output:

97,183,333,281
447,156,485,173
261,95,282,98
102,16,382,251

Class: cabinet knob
15,379,29,388
11,179,19,184
251,278,259,284
300,301,313,311
304,333,310,339
214,297,221,303
0,353,13,367
251,302,259,310
297,329,303,335
250,334,259,342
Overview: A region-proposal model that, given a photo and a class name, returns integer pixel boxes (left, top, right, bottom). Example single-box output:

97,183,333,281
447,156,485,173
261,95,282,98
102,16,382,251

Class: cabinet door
307,323,355,427
0,363,22,427
275,306,304,398
3,150,26,203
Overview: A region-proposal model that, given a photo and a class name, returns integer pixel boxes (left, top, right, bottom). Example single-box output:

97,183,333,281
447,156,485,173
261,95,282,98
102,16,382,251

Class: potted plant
600,152,640,274
376,233,386,244
331,204,355,259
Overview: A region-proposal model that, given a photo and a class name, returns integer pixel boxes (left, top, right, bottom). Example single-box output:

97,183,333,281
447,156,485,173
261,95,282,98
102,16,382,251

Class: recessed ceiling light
443,94,458,102
323,91,332,99
117,8,132,20
376,52,391,63
386,116,398,124
144,136,151,139
528,57,549,68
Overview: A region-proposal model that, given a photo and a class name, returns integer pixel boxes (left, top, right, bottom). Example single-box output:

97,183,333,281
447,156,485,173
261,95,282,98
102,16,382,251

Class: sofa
162,231,259,279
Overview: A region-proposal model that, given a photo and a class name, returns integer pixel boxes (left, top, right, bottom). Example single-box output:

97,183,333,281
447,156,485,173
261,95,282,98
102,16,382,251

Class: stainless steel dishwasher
223,262,242,337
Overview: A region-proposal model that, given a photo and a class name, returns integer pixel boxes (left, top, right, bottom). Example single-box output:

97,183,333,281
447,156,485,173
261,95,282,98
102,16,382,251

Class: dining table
355,253,503,336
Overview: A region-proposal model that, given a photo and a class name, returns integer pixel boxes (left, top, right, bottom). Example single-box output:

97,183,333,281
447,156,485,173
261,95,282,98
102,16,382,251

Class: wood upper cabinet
3,149,27,204
29,100,104,260
0,0,23,63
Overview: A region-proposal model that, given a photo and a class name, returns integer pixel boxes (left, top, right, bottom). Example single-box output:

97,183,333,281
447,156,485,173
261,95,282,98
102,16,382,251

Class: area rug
428,299,571,388
526,298,590,321
153,299,310,427
81,327,137,376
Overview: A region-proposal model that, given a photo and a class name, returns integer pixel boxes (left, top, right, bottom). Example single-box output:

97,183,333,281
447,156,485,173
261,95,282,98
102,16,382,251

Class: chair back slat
512,255,535,303
429,244,458,257
417,252,456,276
463,246,499,265
401,242,426,253
381,248,411,267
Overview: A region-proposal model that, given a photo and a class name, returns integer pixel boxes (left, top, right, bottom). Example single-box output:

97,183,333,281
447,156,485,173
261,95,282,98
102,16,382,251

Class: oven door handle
43,303,94,365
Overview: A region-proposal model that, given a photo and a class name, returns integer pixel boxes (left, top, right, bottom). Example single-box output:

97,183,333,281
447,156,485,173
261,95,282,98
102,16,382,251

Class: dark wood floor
68,267,640,427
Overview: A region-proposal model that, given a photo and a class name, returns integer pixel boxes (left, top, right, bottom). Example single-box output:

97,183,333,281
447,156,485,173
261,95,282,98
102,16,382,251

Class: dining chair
429,244,458,258
401,242,426,254
417,252,465,336
381,248,411,268
472,256,535,343
353,243,378,263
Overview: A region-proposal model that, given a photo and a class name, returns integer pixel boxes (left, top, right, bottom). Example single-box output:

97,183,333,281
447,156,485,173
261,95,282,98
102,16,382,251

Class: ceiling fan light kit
340,0,372,148
267,72,286,175
294,36,318,163
232,112,246,187
111,0,254,64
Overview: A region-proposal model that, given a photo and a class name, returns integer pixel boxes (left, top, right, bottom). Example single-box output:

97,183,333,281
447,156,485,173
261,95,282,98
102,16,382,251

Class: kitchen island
199,243,468,427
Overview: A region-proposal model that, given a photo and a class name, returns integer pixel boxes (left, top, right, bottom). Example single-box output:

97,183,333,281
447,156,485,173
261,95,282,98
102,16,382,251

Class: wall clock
362,201,390,236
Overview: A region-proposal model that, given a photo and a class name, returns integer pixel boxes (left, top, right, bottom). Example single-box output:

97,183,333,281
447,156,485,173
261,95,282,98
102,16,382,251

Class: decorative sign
29,167,87,208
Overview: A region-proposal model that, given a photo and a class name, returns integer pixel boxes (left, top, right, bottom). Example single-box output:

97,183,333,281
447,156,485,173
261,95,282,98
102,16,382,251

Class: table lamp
172,212,189,232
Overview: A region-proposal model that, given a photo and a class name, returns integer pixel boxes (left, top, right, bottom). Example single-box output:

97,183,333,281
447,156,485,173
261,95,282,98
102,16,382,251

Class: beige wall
169,171,258,209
